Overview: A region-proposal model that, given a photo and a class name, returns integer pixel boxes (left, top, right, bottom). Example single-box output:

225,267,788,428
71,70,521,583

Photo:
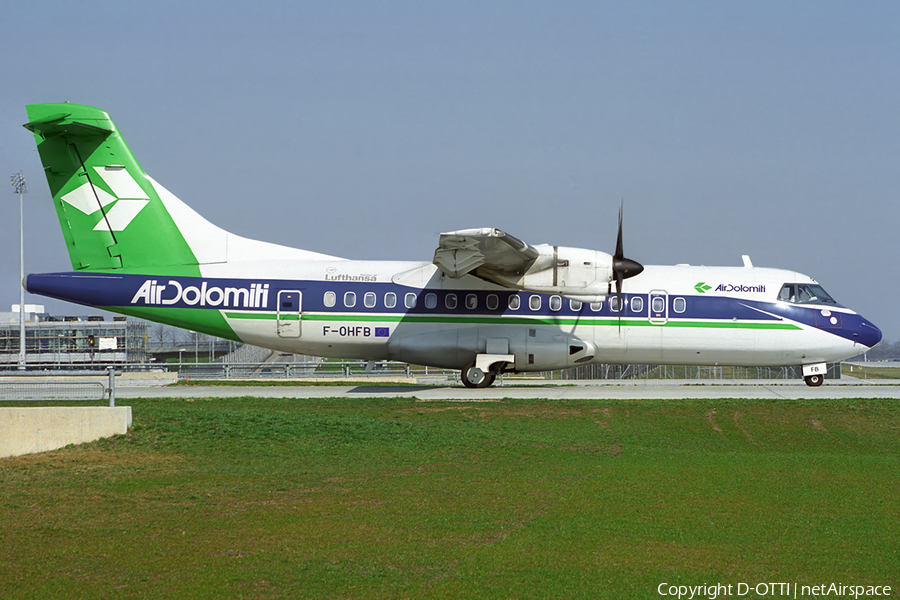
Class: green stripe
107,305,240,341
223,311,801,331
664,321,800,330
224,312,274,320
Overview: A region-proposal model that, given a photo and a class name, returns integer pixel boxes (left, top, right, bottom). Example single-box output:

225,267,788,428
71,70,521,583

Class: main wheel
804,374,824,387
461,364,496,388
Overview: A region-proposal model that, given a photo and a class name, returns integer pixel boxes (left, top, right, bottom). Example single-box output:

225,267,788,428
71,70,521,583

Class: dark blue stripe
25,271,880,347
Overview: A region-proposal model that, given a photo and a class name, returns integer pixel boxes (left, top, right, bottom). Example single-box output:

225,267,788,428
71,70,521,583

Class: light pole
10,171,27,370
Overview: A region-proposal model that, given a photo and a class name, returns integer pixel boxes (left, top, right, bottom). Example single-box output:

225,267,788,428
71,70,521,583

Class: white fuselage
192,259,878,371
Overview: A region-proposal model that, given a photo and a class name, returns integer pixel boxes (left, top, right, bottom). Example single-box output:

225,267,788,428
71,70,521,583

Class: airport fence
557,362,842,381
0,368,119,405
0,361,841,384
175,361,460,383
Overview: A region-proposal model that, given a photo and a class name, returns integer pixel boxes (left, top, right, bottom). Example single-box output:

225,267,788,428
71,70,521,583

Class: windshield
777,283,837,305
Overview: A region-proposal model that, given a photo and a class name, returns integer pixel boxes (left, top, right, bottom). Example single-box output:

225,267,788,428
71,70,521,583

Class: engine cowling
477,245,613,302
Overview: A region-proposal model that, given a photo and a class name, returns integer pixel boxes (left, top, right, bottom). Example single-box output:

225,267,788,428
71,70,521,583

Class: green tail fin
25,103,199,273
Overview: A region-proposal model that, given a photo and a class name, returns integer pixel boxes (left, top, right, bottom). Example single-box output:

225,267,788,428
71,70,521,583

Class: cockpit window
778,283,837,305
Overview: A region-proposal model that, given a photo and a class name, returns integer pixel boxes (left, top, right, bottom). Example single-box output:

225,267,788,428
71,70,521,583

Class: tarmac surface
115,378,900,401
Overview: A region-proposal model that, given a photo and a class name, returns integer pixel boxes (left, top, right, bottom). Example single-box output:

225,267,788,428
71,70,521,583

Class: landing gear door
277,290,302,338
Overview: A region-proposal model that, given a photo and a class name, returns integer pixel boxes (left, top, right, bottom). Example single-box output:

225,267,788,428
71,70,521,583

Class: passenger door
276,290,302,338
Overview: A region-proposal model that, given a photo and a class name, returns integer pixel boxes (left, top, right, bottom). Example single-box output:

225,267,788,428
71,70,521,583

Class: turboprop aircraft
22,103,882,387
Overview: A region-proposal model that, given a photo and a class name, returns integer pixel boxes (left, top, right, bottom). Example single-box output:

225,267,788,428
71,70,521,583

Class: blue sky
2,1,898,342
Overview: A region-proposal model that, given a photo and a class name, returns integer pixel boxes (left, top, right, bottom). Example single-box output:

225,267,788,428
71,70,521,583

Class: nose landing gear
802,363,827,387
804,374,824,387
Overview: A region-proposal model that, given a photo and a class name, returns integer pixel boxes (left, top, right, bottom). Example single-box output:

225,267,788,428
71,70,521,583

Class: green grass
172,379,426,387
2,397,898,599
843,364,900,380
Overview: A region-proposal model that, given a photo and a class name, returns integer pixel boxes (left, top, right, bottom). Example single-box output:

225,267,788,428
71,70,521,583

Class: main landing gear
461,353,515,389
461,363,498,389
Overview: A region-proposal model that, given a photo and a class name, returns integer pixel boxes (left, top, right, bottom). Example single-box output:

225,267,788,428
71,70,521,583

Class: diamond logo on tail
61,184,116,214
93,199,150,231
60,167,150,232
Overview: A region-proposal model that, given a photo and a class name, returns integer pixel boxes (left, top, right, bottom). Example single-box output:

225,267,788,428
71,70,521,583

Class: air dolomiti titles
715,283,766,293
131,279,271,308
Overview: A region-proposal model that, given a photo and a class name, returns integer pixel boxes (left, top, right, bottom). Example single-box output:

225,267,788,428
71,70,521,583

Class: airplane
22,102,882,387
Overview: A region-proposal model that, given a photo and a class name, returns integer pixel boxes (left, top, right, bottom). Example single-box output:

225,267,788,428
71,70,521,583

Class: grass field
843,364,900,380
2,397,898,599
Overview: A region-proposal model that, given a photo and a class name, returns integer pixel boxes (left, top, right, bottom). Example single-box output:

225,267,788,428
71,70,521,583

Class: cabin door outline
277,290,302,338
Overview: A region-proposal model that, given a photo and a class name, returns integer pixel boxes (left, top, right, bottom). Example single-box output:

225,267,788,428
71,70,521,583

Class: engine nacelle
388,326,596,371
478,245,613,301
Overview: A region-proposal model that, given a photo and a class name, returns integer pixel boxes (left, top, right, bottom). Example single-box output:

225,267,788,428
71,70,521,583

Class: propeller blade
616,270,623,334
611,203,644,335
615,204,624,261
611,204,644,280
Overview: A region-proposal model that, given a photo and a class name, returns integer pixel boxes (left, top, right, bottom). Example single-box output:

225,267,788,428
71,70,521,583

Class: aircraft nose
855,318,882,349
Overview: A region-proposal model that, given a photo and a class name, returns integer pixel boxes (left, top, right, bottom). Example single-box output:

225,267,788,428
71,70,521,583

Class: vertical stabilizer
24,103,199,274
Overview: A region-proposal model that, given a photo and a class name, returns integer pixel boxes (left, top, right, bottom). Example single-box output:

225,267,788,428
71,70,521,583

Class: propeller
611,204,644,333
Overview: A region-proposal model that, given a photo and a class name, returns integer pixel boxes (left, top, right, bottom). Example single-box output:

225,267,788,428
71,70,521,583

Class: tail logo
60,166,149,232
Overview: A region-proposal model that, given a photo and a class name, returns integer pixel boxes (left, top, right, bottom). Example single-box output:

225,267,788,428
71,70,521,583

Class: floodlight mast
10,171,27,370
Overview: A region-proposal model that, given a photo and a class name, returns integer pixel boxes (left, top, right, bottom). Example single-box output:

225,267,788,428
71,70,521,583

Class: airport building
0,305,148,369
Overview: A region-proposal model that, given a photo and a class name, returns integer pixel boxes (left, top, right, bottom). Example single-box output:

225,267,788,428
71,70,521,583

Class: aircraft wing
433,228,540,279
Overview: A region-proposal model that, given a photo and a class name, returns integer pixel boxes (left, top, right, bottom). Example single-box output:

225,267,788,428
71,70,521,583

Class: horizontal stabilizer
24,110,115,137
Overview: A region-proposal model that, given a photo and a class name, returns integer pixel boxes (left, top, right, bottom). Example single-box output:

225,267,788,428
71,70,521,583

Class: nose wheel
804,374,824,387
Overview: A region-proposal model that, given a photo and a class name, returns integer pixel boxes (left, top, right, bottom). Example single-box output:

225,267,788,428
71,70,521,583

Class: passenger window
384,292,396,308
425,293,437,309
529,295,541,311
570,299,582,311
550,295,562,311
508,295,520,310
445,294,458,310
673,297,686,313
364,292,376,308
324,291,336,308
631,296,643,313
466,294,477,310
652,296,665,313
609,296,620,312
590,301,602,312
487,294,499,310
344,291,356,308
404,293,417,308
